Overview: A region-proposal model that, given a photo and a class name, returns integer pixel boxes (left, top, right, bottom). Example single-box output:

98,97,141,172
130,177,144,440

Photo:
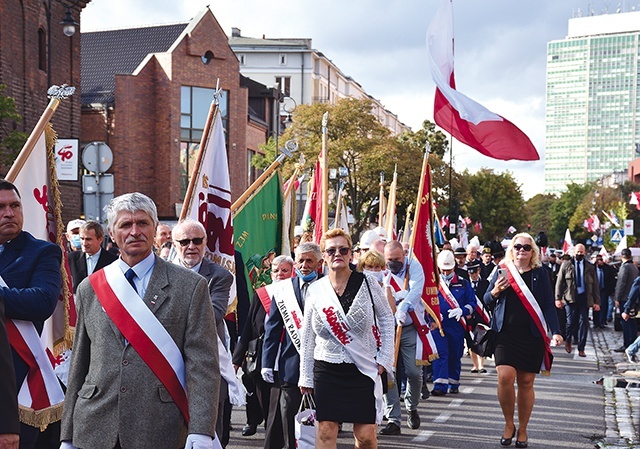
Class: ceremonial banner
184,108,236,306
427,0,539,161
412,158,443,331
301,152,324,243
233,172,282,296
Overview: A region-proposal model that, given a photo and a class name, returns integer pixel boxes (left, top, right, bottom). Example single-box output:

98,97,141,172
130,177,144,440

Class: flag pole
401,204,413,243
378,172,385,226
232,139,298,214
6,85,75,182
385,165,397,239
180,80,220,221
321,112,329,234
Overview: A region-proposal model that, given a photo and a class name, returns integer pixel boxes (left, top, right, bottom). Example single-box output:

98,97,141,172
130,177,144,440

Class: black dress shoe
614,346,627,353
515,440,528,448
242,424,257,436
421,385,430,399
379,422,401,435
408,409,420,429
501,426,516,446
431,389,446,396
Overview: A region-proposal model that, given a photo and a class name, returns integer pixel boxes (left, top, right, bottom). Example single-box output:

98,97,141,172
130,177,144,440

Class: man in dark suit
61,193,220,449
172,218,233,446
467,261,489,373
68,220,118,292
0,179,62,449
261,242,323,449
0,296,19,449
594,254,616,328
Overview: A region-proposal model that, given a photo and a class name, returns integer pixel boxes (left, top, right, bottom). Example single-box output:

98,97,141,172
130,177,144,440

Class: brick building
81,7,270,219
0,0,88,222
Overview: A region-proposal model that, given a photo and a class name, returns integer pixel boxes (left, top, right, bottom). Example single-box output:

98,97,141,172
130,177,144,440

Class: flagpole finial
322,111,329,128
47,84,75,100
425,141,432,154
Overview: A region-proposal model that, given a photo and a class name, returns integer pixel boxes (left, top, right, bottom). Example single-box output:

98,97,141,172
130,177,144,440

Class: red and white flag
630,192,640,210
562,228,574,255
184,109,236,306
301,152,324,243
427,0,539,161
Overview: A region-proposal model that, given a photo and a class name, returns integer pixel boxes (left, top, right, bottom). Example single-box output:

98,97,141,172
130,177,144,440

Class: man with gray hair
68,220,118,292
261,243,323,449
61,193,220,449
172,218,233,445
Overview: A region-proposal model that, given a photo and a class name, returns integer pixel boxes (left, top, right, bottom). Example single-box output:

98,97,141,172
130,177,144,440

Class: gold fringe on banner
45,123,75,355
19,403,63,431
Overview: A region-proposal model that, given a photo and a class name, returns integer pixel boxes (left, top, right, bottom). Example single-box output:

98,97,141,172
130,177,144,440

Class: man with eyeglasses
172,218,234,445
555,243,601,357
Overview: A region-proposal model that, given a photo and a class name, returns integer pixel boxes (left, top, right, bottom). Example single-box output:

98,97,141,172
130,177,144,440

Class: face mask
575,254,584,262
70,234,82,249
296,268,317,283
441,272,455,282
386,260,404,275
363,269,384,282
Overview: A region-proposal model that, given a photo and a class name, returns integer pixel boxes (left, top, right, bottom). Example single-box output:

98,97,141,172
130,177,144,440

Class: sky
81,0,623,200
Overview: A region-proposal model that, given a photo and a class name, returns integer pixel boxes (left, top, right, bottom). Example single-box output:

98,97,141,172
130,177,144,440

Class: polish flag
427,0,539,161
562,228,574,255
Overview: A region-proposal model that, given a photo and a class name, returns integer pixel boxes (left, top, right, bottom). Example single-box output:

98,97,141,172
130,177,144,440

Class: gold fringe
19,403,63,431
45,123,75,356
541,370,551,377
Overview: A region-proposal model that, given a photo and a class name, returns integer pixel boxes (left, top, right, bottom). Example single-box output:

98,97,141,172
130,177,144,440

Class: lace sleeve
367,276,395,373
299,295,316,388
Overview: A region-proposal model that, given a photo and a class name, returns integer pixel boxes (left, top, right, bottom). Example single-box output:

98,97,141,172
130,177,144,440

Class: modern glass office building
544,11,640,194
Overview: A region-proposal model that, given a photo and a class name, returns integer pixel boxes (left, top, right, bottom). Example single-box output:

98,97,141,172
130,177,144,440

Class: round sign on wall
82,142,113,173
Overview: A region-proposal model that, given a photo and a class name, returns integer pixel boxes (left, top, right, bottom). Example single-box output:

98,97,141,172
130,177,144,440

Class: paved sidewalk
591,325,640,448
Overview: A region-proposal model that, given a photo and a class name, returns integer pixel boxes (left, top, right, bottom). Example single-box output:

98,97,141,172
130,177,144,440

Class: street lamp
47,0,79,87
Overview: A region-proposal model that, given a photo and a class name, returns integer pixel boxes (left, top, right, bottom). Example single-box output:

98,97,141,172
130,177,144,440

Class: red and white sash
2,275,64,429
386,272,438,363
503,262,553,374
270,280,304,354
89,264,190,423
256,284,275,315
438,279,468,330
311,277,384,423
474,294,491,325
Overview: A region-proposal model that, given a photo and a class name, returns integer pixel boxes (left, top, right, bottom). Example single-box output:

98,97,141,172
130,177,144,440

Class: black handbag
470,323,496,357
245,334,263,377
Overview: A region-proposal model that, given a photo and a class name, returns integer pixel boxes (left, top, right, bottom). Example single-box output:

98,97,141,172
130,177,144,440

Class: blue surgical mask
296,268,317,283
70,234,82,249
363,269,384,283
441,272,454,282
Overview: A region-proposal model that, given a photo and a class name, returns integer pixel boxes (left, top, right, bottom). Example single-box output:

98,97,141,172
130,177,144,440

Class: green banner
233,172,283,297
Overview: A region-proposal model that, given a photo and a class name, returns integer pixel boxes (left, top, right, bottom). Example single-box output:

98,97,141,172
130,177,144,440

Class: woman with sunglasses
484,233,563,448
299,229,394,449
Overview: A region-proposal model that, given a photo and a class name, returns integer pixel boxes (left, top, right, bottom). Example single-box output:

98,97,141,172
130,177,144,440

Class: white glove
395,309,408,326
261,367,274,383
60,442,77,449
184,433,214,449
448,307,463,321
395,289,408,300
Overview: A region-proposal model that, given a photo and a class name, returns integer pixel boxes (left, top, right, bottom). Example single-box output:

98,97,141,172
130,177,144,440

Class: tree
524,193,557,240
464,168,525,241
549,183,591,246
0,84,28,167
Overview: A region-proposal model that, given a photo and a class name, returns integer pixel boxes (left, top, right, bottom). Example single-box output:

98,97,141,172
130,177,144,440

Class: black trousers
264,373,302,449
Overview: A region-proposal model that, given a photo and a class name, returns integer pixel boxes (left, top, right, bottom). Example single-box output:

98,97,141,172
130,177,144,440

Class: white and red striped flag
562,228,574,255
427,0,539,161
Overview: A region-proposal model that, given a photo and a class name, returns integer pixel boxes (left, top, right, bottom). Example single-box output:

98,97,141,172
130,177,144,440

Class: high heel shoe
500,426,516,446
515,429,528,448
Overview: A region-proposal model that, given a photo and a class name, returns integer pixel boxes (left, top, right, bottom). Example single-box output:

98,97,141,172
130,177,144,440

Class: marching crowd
2,182,639,449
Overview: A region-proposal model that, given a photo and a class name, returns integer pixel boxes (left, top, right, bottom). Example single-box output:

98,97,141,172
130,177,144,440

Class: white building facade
229,29,410,135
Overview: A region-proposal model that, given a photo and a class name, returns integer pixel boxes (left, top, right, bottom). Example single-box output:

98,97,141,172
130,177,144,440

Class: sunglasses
325,247,350,257
513,244,532,252
177,237,205,247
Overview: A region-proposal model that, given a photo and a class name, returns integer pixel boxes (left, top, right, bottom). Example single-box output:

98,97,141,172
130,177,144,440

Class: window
38,28,46,71
180,86,229,199
239,54,246,65
279,54,287,66
275,76,291,96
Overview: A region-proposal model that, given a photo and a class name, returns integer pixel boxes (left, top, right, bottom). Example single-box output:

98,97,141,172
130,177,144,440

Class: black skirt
313,360,376,424
494,271,545,373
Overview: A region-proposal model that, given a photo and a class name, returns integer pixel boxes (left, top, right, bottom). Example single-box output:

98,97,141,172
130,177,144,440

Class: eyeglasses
325,247,350,257
513,244,532,252
177,237,205,247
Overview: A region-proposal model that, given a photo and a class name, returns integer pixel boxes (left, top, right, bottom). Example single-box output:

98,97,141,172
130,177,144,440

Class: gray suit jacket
198,258,233,330
614,260,639,304
61,256,220,449
555,258,600,307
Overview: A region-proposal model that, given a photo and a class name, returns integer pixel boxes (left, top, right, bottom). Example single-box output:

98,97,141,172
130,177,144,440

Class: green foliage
251,136,278,170
524,193,557,240
464,168,524,241
280,98,448,240
0,85,28,166
549,183,592,245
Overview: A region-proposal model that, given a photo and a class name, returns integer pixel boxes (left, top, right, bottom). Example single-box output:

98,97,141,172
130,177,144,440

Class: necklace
515,265,527,274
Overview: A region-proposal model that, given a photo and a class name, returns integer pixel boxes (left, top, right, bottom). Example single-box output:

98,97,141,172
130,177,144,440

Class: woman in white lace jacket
299,229,394,449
